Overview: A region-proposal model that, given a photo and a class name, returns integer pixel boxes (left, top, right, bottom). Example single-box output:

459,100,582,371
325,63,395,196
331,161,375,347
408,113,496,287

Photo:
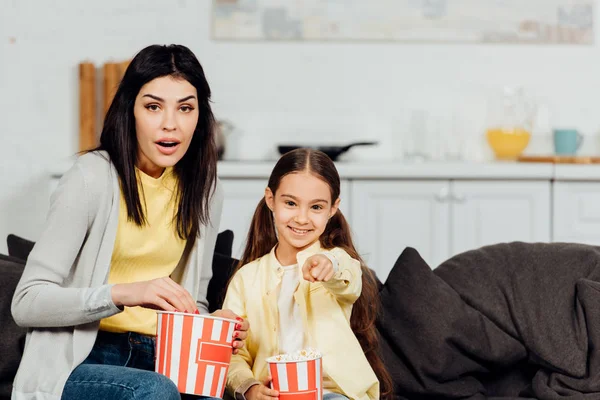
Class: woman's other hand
211,308,249,354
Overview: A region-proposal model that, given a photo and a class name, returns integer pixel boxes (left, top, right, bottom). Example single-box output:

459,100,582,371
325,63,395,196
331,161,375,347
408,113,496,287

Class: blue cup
553,129,583,155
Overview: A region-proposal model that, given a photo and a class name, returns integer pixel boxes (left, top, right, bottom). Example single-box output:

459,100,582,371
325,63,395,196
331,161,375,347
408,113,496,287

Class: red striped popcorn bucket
267,355,323,400
155,311,236,398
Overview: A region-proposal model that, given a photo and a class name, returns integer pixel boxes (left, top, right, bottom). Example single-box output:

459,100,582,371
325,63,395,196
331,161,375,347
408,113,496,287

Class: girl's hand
111,277,197,313
211,309,249,354
245,377,279,400
302,254,334,282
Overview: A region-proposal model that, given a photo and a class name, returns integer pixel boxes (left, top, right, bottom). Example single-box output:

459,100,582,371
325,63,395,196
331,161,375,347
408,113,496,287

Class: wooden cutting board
79,62,96,152
517,155,600,164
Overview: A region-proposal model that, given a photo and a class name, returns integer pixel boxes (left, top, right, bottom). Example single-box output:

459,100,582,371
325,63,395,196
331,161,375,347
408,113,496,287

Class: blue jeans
62,330,218,400
323,394,350,399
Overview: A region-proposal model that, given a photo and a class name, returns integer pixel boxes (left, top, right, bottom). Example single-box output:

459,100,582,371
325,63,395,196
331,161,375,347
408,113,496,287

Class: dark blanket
378,242,600,400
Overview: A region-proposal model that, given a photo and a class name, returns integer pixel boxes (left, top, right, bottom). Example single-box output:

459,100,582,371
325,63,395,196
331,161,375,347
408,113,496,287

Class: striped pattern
156,312,235,398
269,358,322,400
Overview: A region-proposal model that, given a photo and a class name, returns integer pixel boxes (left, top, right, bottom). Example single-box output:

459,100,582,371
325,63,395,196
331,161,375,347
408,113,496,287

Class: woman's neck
136,157,165,179
138,165,165,179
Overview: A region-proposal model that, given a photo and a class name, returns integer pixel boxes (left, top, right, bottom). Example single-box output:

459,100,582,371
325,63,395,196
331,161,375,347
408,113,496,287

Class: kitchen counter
217,160,555,180
51,159,600,181
553,164,600,181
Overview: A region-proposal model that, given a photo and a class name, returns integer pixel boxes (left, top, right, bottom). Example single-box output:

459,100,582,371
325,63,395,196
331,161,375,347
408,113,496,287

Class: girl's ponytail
237,197,278,271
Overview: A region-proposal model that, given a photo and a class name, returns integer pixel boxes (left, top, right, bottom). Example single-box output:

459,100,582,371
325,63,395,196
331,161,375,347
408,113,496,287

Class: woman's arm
11,159,122,328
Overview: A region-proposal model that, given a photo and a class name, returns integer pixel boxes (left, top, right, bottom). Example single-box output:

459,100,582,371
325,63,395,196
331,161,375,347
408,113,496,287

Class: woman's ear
329,197,341,219
265,187,274,211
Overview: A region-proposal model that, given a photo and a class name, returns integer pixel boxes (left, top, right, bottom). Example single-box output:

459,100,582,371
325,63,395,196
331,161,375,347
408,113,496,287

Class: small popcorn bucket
155,311,236,398
267,355,323,400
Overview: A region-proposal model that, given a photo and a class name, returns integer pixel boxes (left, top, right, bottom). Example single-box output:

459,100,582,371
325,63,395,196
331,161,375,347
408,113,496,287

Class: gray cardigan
10,151,223,400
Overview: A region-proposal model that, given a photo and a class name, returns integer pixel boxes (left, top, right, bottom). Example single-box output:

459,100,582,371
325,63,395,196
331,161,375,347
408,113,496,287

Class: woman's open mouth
157,141,178,147
155,140,181,155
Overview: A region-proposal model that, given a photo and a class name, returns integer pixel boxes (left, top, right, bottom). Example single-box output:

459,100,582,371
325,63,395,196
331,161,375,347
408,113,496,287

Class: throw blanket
377,242,600,400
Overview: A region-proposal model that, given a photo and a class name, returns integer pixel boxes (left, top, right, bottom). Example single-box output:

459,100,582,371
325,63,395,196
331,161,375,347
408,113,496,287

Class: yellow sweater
223,242,380,400
99,168,186,336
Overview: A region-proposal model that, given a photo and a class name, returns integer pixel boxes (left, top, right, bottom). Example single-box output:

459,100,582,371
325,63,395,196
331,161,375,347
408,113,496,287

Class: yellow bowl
486,128,531,160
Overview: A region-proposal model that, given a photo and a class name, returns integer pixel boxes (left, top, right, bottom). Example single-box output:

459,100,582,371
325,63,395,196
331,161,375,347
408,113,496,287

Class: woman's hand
245,377,279,400
302,254,334,282
111,277,197,313
211,309,250,354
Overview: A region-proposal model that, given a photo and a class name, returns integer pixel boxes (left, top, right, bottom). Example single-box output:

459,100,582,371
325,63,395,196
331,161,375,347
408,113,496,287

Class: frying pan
277,141,378,161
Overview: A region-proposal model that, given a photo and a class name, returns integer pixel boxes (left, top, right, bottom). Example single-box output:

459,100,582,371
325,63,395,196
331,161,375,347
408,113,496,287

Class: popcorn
266,348,322,363
267,348,324,399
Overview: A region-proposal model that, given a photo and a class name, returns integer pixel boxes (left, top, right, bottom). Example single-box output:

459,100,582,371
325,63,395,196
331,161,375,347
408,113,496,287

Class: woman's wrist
111,283,126,307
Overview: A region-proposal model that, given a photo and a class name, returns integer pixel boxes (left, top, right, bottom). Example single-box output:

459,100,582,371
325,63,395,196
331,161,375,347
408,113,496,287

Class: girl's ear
329,197,341,219
265,187,275,211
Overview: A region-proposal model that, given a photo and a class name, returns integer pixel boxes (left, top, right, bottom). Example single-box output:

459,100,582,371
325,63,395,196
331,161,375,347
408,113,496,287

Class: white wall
2,0,600,253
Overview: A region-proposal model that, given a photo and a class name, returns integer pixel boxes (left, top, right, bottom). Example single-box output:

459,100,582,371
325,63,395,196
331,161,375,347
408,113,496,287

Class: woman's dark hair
96,44,217,240
237,148,394,399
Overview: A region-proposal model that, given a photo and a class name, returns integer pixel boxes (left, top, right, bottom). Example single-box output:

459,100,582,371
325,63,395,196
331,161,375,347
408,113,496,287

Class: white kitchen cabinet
220,179,268,259
46,161,557,274
451,181,551,256
350,180,552,282
350,181,451,281
553,182,600,245
219,178,352,260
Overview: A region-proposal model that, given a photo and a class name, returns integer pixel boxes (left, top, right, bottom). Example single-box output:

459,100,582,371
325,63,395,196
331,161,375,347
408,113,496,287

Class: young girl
11,44,248,400
223,149,393,400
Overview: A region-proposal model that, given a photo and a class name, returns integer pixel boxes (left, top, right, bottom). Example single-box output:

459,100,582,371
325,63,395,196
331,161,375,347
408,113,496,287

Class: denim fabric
62,330,218,400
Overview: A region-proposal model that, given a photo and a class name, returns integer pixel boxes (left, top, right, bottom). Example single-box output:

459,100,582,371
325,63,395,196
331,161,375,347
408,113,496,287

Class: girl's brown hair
237,148,393,399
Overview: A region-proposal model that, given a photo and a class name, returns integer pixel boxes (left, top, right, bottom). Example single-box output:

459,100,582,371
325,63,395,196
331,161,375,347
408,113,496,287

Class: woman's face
133,76,199,178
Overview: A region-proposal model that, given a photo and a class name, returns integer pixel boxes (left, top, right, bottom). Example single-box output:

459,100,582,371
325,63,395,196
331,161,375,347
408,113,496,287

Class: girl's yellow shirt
223,241,379,400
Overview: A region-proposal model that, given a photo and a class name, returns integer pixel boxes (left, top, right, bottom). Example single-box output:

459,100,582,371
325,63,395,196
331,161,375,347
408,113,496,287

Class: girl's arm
11,160,122,328
222,273,260,398
303,248,363,304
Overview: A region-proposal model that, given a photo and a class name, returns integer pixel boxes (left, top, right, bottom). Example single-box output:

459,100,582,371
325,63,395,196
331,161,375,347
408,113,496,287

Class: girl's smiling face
265,171,340,264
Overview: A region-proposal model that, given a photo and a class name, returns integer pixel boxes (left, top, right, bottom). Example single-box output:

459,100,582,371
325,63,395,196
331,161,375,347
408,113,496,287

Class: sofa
377,241,600,399
6,233,600,399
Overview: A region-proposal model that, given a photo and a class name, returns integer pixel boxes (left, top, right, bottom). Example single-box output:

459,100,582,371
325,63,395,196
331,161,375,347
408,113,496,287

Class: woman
11,44,248,400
